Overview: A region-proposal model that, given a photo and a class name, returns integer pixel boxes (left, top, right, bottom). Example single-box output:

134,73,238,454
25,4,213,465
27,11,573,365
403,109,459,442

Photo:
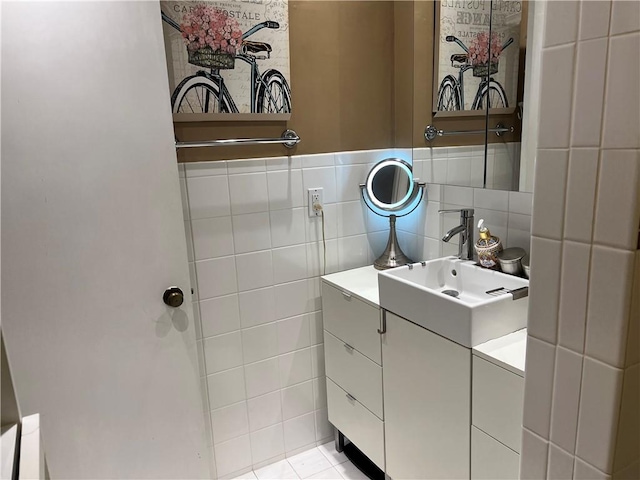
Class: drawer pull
377,311,387,335
344,343,355,353
346,393,357,402
341,291,352,300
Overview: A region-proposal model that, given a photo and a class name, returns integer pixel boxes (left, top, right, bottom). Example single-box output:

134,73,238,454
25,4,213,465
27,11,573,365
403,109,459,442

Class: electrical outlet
308,188,323,217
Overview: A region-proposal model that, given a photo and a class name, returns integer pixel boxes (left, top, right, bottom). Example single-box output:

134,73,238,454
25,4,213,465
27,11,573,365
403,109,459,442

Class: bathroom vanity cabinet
383,311,471,480
322,265,526,480
321,266,385,470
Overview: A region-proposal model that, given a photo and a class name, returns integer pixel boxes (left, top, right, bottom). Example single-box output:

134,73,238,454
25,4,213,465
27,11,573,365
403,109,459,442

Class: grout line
608,29,640,40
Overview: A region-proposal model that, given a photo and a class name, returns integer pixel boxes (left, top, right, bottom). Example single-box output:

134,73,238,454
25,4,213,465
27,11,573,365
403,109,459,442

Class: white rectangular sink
378,257,529,348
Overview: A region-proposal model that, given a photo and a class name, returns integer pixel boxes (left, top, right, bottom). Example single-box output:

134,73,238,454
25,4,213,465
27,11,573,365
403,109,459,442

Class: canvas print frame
161,1,292,122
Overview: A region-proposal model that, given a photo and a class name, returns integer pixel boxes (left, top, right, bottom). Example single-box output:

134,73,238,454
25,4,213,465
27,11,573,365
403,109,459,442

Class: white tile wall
571,40,608,147
236,251,273,291
578,1,610,41
248,391,283,432
543,0,579,47
205,332,244,374
528,236,562,344
212,402,250,444
537,45,576,149
593,150,640,251
614,363,639,473
531,150,569,240
558,241,591,354
192,217,235,260
602,33,640,149
564,149,599,243
584,246,635,368
232,213,272,254
522,2,640,479
523,336,556,439
521,428,550,480
550,347,583,453
576,358,624,473
187,175,231,219
413,143,521,191
181,150,371,477
548,443,576,480
250,424,285,465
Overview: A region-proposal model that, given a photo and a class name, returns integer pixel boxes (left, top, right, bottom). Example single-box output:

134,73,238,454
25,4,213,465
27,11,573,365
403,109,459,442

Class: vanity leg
334,429,345,453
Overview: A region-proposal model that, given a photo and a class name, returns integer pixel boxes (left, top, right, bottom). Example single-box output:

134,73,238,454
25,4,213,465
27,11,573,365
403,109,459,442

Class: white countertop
472,328,527,377
321,265,380,307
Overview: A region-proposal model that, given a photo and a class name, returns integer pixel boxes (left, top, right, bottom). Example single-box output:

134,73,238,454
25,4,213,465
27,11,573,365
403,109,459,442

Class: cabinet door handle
344,343,354,353
341,291,351,300
346,393,357,402
377,310,387,334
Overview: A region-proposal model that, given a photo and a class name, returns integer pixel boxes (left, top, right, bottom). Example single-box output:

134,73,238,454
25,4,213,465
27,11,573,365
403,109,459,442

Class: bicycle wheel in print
436,75,461,111
171,75,232,114
471,79,508,110
256,69,292,113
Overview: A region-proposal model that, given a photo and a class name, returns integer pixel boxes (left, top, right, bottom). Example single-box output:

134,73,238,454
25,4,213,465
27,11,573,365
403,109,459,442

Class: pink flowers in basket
467,32,503,66
180,4,243,55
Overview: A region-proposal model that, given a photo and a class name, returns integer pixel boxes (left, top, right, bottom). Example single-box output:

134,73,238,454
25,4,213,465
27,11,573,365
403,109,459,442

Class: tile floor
231,442,368,480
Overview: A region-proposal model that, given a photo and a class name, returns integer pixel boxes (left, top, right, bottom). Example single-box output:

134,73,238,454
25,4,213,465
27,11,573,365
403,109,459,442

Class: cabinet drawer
326,378,385,470
471,426,520,480
321,282,381,365
324,331,383,419
472,355,524,453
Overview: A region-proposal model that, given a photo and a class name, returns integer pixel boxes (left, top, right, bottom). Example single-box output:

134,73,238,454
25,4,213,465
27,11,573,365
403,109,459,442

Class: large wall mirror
410,0,533,193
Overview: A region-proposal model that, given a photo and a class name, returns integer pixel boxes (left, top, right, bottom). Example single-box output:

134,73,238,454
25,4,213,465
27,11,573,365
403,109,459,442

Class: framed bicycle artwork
161,0,292,122
433,0,523,117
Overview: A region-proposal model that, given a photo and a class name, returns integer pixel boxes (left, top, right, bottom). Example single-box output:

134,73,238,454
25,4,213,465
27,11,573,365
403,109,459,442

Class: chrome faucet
439,208,475,260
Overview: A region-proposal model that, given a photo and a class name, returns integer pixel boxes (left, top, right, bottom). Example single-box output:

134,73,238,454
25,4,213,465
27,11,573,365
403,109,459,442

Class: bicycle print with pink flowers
436,31,513,111
161,1,291,117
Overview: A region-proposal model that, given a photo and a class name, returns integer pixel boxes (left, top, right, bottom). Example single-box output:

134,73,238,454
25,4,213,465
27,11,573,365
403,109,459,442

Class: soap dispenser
475,219,503,269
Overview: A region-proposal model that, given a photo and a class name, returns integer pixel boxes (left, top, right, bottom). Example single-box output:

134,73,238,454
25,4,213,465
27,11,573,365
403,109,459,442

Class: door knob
163,286,184,307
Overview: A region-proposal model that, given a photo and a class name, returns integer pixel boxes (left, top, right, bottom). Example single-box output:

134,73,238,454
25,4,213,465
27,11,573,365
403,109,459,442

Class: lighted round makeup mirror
360,158,425,270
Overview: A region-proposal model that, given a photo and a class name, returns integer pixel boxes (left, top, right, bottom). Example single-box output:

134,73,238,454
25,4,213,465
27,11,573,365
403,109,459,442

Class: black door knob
163,286,184,308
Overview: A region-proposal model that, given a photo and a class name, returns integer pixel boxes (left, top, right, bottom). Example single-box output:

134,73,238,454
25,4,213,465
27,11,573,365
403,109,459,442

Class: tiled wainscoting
520,1,639,479
413,143,521,191
178,147,532,478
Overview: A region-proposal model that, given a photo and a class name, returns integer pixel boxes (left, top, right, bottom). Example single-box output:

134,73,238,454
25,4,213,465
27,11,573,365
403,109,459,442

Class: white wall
521,1,640,479
180,147,532,479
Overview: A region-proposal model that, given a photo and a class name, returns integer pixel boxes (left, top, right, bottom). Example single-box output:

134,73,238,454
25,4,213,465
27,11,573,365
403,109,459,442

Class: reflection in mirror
485,0,523,113
434,1,498,114
368,161,415,210
361,159,425,270
433,0,523,116
422,0,527,192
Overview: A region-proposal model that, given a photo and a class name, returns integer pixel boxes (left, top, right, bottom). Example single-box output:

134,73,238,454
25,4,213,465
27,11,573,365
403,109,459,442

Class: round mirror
365,158,418,212
360,158,425,270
